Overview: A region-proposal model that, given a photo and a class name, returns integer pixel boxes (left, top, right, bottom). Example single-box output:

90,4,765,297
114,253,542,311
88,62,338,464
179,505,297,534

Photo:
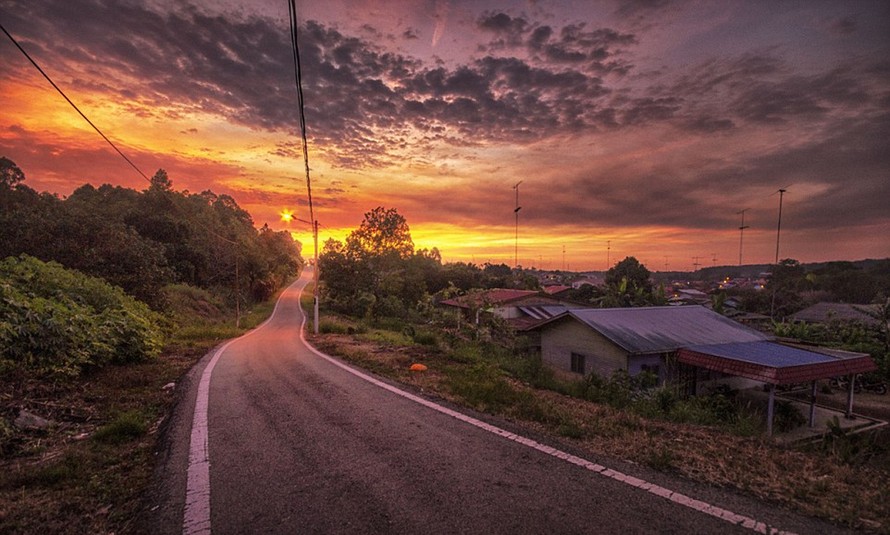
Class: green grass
92,411,148,445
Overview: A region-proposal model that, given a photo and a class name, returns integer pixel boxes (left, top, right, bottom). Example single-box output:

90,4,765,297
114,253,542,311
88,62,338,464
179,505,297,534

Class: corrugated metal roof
790,302,881,326
567,306,770,354
684,341,837,367
678,341,876,384
519,305,568,320
440,289,540,309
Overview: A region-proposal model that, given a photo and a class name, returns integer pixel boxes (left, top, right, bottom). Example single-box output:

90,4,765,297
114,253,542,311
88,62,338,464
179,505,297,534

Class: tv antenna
513,181,523,268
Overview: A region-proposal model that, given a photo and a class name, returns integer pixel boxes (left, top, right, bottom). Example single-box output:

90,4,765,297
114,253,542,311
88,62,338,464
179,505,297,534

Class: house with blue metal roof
529,305,877,434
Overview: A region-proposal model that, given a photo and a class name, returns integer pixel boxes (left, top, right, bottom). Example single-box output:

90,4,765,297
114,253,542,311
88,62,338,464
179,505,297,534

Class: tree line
318,207,540,319
0,157,302,309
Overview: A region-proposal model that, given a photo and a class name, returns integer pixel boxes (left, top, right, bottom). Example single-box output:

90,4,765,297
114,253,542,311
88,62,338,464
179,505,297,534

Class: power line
287,1,315,227
0,23,239,247
287,1,320,334
1,22,150,182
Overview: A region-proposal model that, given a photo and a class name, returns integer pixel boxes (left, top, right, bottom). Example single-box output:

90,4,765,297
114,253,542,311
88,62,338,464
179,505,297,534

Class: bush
0,255,164,376
412,330,439,346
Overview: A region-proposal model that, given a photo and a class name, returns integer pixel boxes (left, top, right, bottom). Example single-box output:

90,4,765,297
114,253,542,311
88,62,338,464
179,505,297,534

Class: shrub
0,255,164,376
412,330,439,346
773,399,806,432
92,411,148,444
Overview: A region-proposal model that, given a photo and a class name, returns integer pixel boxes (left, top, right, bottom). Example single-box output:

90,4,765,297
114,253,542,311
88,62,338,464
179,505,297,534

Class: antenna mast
737,208,749,266
513,181,523,268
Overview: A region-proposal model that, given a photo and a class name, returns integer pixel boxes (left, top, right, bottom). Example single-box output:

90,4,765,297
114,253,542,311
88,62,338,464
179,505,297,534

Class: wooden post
767,384,776,437
845,374,855,419
808,381,817,428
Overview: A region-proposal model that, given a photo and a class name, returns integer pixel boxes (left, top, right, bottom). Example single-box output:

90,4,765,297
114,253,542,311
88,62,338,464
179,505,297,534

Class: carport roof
678,341,877,385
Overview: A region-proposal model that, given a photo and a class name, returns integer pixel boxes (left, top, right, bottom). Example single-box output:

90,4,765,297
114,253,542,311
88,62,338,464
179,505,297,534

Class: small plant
645,446,675,471
319,320,349,334
92,411,148,445
412,330,438,346
773,400,805,432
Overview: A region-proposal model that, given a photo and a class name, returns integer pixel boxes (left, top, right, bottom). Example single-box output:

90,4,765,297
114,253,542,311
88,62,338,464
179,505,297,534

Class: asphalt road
143,269,852,535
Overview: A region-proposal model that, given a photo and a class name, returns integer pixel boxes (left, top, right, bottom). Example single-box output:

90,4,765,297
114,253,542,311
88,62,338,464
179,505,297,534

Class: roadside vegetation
0,157,301,534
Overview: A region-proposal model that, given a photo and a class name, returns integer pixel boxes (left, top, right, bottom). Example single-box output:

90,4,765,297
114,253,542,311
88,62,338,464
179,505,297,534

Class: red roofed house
439,288,580,330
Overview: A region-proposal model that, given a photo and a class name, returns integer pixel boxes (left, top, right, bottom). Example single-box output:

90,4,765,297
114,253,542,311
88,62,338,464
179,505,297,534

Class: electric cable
1,22,150,182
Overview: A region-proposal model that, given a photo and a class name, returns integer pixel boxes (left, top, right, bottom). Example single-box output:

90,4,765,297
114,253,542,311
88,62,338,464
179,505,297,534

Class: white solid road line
183,275,797,535
182,278,297,535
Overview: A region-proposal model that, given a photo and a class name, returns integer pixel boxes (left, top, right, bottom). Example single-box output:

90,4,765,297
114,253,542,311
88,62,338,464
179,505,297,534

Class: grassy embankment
304,304,889,534
0,283,285,534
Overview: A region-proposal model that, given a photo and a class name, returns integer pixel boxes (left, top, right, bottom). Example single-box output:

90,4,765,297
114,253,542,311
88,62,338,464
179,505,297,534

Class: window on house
570,353,586,374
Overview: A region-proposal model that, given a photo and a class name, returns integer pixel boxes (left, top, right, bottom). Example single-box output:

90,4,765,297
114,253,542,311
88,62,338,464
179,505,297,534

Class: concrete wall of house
540,320,628,377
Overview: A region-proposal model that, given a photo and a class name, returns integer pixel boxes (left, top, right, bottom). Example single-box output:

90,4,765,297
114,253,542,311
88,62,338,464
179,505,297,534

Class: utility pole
771,188,788,320
775,188,787,263
737,208,749,266
606,240,611,269
692,256,701,272
313,220,319,334
513,181,522,268
664,256,669,272
234,251,241,328
711,253,717,268
562,244,566,271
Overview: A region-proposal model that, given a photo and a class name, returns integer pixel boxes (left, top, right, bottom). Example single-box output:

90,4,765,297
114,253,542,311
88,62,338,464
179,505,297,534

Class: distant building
571,275,604,289
439,288,581,330
668,288,710,306
542,284,573,298
790,302,883,328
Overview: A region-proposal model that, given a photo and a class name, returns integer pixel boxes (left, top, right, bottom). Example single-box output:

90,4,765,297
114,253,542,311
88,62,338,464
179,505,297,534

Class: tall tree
604,256,653,306
346,207,414,260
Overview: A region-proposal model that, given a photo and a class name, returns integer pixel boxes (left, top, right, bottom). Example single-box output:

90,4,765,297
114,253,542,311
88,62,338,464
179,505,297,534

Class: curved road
144,269,850,534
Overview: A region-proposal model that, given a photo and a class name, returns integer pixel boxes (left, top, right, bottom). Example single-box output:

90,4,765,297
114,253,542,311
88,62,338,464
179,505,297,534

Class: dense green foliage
318,206,538,318
0,255,164,376
0,158,302,309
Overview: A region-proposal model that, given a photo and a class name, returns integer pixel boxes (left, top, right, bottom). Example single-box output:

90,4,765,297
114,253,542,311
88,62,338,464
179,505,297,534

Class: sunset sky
1,1,888,271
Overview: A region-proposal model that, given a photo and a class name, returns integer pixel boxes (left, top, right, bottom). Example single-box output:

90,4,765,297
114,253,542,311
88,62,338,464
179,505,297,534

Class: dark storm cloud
3,0,887,196
477,11,637,75
828,16,857,36
528,106,890,234
0,1,647,168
